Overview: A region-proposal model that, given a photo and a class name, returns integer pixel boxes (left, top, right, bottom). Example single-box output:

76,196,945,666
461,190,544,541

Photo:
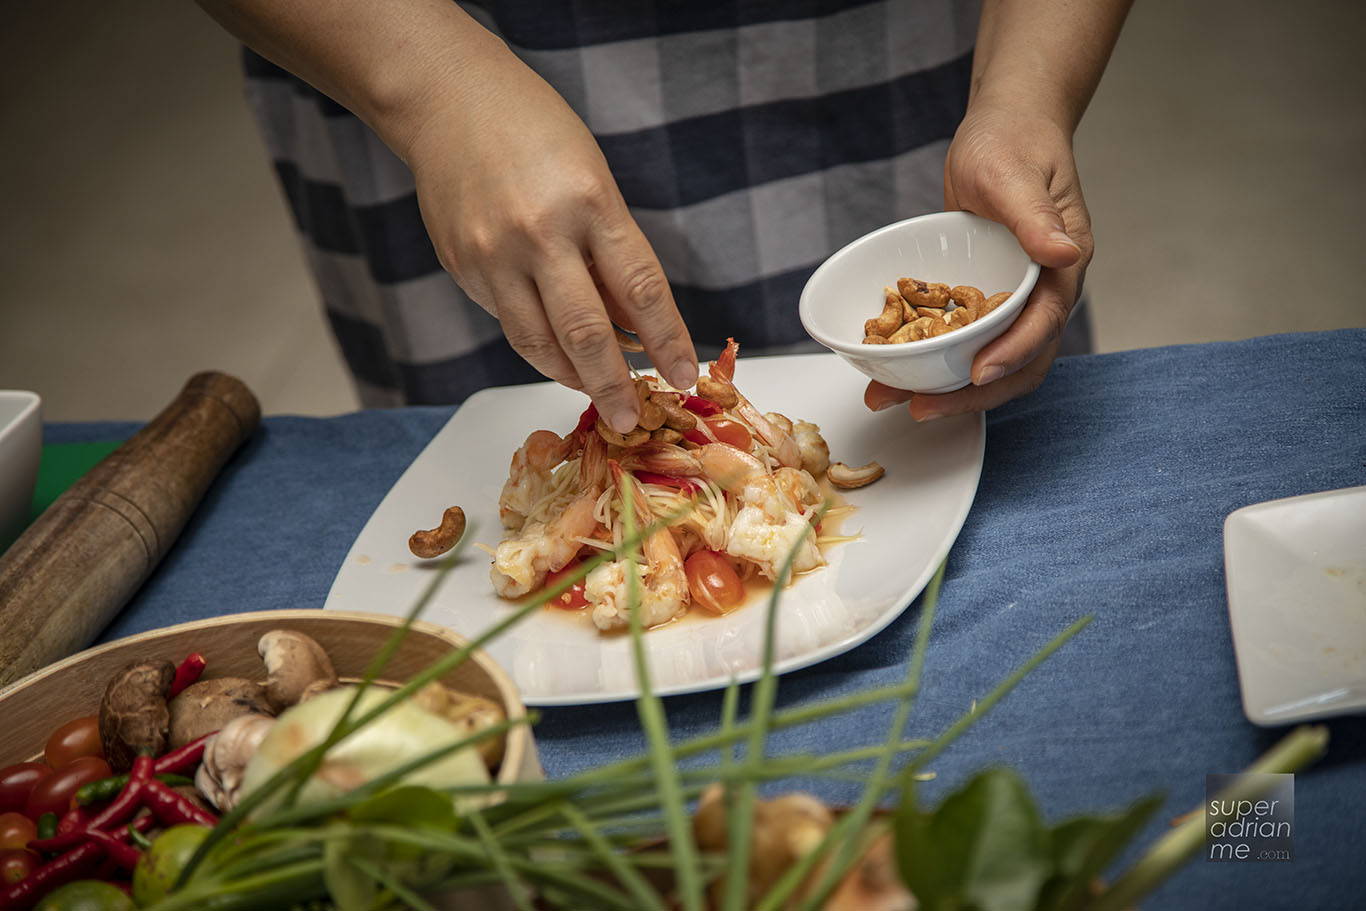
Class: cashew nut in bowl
409,505,467,558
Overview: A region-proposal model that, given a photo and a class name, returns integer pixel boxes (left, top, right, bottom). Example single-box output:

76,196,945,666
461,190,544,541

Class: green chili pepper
35,811,59,840
75,772,195,806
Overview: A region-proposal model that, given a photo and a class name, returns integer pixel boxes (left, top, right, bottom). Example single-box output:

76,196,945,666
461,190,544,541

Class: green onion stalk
143,508,1328,911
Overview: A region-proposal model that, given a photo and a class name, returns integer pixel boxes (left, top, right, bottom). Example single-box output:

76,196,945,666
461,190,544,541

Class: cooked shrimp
791,420,830,476
587,462,689,631
697,443,824,580
618,441,703,477
706,339,801,469
498,430,575,530
490,481,602,598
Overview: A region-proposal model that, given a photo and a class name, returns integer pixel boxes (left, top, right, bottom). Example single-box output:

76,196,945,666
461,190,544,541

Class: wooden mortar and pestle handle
0,371,260,687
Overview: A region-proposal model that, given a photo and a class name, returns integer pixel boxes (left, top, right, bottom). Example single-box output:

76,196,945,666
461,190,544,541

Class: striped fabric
243,1,982,406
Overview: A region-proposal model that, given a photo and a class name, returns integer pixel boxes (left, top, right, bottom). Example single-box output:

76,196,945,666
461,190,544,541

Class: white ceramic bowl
0,390,41,550
799,212,1040,393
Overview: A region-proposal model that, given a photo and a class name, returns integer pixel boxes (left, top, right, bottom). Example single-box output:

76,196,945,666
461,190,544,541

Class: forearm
970,0,1133,132
194,0,509,162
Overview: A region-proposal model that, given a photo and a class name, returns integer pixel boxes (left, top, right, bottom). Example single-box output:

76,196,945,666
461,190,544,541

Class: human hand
864,103,1091,420
403,43,697,431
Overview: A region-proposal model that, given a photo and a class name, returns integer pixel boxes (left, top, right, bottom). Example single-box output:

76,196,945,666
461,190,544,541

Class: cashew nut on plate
408,505,467,558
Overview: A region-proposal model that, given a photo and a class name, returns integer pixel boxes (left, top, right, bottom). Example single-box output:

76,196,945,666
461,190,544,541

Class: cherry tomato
685,550,745,614
0,812,37,851
0,848,37,885
693,417,759,450
22,756,111,821
44,716,103,769
0,763,52,815
544,562,589,610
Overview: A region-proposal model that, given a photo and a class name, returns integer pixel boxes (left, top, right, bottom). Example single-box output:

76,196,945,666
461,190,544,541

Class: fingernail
871,398,899,412
975,365,1004,386
914,411,944,423
1049,230,1080,251
609,408,639,433
668,359,698,390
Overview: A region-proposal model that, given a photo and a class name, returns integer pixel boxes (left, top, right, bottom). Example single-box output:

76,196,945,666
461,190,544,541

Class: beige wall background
2,0,1362,421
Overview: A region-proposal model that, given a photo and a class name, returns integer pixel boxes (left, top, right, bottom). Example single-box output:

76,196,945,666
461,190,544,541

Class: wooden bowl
0,609,541,784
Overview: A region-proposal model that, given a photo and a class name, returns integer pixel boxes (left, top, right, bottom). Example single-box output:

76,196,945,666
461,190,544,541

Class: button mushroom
99,659,176,772
168,677,274,749
257,629,339,713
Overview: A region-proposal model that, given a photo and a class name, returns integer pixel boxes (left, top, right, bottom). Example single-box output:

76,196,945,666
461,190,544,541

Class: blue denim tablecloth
44,329,1366,909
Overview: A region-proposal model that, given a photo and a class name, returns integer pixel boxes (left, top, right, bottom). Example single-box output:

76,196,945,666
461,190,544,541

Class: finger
589,226,698,391
536,253,641,433
864,380,914,412
491,274,584,391
969,264,1077,386
968,173,1083,271
907,336,1063,421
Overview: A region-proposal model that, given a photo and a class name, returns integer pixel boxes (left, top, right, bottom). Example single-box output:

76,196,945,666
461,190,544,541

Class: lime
131,824,212,907
32,880,136,910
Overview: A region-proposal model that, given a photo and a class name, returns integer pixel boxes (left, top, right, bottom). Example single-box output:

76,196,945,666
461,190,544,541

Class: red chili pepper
574,403,599,434
85,828,141,872
153,733,212,776
167,652,207,698
0,841,104,910
141,779,217,828
633,471,700,493
55,806,88,837
30,756,153,854
681,395,723,416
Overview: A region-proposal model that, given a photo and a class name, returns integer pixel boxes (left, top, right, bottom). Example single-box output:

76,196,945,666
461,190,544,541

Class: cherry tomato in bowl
23,756,111,821
0,812,37,851
0,848,38,885
685,550,745,614
44,716,102,769
0,764,51,815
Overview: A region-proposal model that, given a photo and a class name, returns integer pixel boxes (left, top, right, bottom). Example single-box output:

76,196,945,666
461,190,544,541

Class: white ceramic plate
1224,486,1366,726
324,354,984,706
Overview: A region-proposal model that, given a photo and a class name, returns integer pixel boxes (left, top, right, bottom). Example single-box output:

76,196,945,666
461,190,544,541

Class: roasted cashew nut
827,461,885,489
596,415,651,448
409,505,467,558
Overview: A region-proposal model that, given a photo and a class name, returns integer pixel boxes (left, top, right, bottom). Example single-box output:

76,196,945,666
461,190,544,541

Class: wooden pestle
0,371,260,687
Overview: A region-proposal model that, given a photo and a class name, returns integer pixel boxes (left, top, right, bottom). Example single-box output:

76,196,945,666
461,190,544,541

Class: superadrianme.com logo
1205,773,1294,862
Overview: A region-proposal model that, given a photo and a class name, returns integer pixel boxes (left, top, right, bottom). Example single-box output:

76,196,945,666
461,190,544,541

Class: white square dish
1224,486,1366,725
325,354,985,706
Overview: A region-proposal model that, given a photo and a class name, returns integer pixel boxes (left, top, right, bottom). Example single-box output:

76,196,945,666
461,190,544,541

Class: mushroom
168,677,273,749
99,659,176,772
257,629,339,712
195,713,276,812
410,681,508,770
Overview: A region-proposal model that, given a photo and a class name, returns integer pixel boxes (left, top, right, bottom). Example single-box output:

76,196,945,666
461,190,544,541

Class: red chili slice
575,403,600,434
681,395,723,416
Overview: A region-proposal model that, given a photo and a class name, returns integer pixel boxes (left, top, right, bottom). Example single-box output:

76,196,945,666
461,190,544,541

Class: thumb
982,181,1082,271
